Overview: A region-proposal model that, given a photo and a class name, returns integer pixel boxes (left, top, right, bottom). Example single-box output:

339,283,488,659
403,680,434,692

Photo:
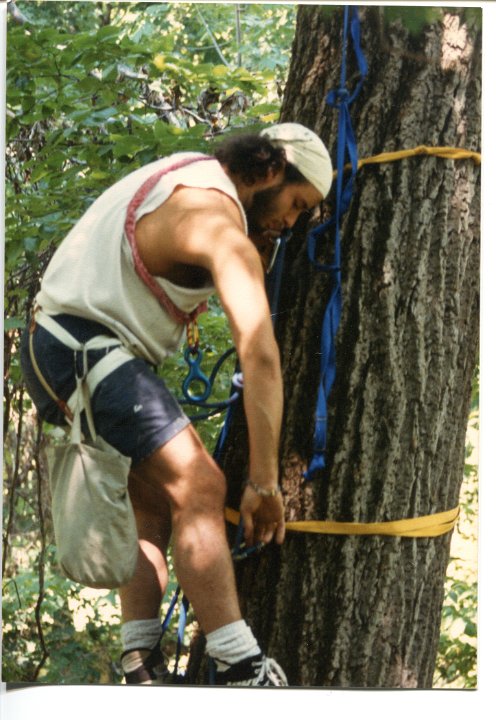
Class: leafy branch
196,6,231,68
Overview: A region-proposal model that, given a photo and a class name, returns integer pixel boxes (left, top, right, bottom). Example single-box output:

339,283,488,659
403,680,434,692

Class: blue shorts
20,314,190,465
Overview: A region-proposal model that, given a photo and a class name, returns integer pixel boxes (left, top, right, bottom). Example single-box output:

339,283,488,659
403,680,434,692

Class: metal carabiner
231,541,265,562
181,347,212,403
266,236,282,274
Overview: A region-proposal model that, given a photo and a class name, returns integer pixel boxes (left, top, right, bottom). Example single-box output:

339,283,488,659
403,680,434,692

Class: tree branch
2,384,25,572
235,4,242,68
8,1,29,25
196,7,231,68
31,419,49,681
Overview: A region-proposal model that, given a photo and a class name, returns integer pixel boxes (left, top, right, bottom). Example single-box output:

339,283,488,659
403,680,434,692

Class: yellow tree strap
334,145,481,179
224,505,460,538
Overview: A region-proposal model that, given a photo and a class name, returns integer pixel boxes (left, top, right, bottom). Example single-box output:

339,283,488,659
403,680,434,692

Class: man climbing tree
3,2,480,690
20,124,332,686
212,5,481,688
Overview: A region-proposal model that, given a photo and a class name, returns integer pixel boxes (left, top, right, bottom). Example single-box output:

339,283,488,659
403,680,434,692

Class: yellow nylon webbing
335,145,481,179
224,505,460,538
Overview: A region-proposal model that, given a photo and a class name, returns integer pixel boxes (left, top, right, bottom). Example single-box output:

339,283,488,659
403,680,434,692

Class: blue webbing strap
304,6,367,481
159,585,191,682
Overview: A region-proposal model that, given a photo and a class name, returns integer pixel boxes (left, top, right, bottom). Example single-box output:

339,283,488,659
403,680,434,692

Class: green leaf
112,135,145,158
95,25,122,43
30,165,51,183
23,236,39,253
464,621,477,638
4,317,25,331
211,65,230,78
153,121,174,141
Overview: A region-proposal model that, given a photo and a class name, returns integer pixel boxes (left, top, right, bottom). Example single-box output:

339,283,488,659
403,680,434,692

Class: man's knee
170,450,227,518
133,508,171,549
133,426,227,519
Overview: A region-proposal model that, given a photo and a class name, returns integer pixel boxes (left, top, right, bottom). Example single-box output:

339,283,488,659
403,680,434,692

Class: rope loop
326,87,350,107
304,5,367,482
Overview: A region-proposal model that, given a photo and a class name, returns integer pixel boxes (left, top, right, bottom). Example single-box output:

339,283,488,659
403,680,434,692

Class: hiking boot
213,653,288,687
121,645,170,685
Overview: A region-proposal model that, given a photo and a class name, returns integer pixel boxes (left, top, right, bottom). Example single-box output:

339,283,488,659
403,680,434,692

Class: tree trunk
216,6,480,688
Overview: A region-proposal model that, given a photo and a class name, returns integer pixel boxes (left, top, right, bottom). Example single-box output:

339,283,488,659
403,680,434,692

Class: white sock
205,620,261,670
121,618,162,653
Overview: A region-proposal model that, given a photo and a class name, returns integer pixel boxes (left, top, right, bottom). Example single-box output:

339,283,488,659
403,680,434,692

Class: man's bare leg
119,506,171,623
118,423,288,686
118,498,172,684
120,423,242,634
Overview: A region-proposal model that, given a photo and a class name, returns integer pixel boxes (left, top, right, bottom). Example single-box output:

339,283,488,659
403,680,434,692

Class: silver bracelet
245,479,281,497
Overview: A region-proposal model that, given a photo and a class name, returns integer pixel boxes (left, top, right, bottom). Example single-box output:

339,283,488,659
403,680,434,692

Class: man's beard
245,185,283,237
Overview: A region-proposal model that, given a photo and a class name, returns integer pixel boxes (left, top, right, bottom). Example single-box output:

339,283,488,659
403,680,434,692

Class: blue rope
159,585,185,681
161,585,181,636
179,347,239,420
175,594,190,675
159,585,191,682
304,6,367,481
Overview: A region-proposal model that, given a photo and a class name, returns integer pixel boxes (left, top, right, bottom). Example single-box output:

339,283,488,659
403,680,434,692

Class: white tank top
36,153,247,364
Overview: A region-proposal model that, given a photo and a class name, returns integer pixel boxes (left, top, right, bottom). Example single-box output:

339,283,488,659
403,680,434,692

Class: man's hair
214,133,306,187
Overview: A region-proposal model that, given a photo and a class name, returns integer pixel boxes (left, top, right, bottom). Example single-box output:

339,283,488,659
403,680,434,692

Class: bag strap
28,324,87,444
28,328,73,421
66,345,135,415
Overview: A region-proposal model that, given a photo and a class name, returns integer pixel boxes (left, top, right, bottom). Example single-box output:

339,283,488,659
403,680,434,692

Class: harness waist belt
31,308,135,438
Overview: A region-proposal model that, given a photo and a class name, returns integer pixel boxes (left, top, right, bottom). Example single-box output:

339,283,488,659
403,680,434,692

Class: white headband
261,122,333,198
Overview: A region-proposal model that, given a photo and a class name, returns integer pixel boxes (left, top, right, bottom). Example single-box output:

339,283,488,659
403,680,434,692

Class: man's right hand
239,483,286,547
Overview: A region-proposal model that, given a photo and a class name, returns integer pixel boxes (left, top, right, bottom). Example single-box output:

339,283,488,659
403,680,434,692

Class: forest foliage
2,2,478,688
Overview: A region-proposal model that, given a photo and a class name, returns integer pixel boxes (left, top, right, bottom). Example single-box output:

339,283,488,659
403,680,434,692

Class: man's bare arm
135,187,286,544
208,234,285,545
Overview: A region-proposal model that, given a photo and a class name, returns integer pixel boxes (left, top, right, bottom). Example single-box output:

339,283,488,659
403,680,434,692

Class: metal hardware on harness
231,540,265,561
182,347,212,403
266,236,282,274
186,319,200,351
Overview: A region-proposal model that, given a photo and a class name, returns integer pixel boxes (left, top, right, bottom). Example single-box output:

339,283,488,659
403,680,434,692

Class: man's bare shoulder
135,183,252,277
166,184,245,228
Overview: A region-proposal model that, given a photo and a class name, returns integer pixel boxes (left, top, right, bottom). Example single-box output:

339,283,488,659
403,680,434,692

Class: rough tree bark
210,6,480,689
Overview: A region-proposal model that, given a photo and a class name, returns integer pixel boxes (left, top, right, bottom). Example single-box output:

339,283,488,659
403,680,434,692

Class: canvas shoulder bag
29,309,139,589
